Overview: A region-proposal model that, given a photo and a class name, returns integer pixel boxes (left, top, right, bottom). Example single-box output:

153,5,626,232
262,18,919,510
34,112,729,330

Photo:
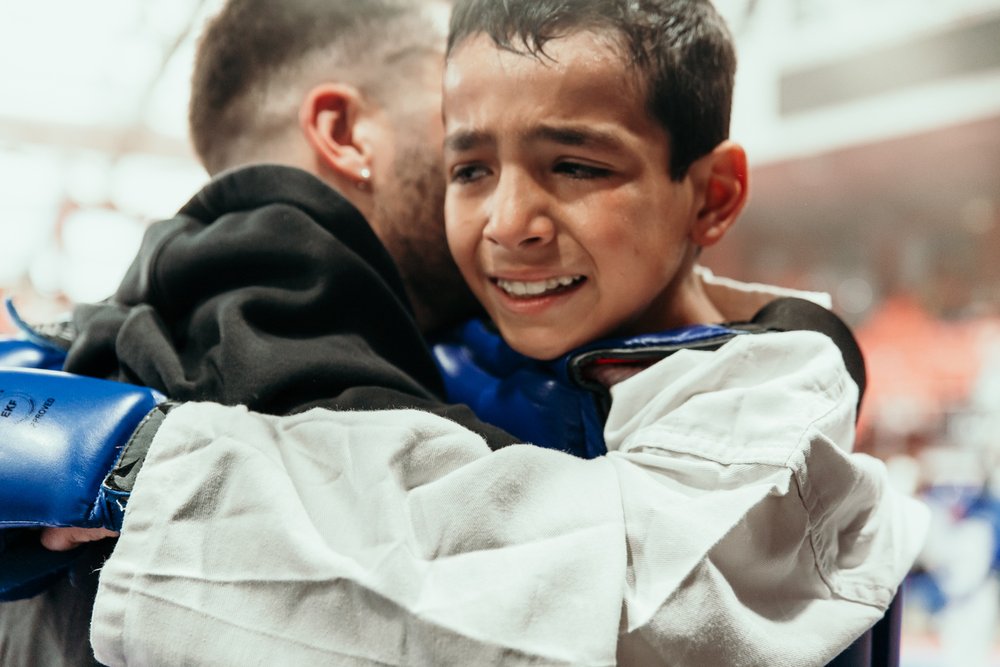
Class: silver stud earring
357,167,371,190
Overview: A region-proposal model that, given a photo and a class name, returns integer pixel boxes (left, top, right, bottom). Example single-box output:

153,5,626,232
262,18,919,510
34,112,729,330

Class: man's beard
374,145,483,335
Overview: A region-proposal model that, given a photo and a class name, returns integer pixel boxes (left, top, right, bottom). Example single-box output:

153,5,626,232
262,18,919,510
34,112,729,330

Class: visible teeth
496,275,581,297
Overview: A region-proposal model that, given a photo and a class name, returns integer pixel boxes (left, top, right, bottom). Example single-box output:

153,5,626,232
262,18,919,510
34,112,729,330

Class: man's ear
299,83,373,184
690,141,749,247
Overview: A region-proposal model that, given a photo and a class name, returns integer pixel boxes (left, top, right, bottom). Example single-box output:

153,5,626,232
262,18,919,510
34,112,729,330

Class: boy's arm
604,329,925,663
87,330,927,666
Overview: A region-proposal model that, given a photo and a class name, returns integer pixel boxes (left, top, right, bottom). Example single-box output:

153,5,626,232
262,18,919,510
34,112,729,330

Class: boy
430,8,925,664
435,0,861,453
443,0,746,361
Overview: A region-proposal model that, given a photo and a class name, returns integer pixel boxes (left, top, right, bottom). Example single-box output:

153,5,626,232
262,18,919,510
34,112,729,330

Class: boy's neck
630,257,727,334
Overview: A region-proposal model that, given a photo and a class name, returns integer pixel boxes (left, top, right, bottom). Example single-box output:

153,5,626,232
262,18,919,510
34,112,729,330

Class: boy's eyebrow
527,125,626,152
444,125,627,154
444,129,494,153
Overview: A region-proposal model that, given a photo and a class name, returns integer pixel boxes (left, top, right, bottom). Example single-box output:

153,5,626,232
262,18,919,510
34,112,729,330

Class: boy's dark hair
447,0,736,180
190,0,444,174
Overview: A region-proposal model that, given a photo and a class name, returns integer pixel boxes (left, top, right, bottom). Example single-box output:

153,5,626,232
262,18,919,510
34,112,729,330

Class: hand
40,527,119,552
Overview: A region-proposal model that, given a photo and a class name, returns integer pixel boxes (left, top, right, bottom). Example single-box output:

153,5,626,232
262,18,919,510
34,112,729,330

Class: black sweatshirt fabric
65,164,517,449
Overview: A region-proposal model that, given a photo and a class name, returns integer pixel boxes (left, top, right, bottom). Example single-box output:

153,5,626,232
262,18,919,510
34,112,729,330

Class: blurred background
714,2,1000,665
0,0,998,664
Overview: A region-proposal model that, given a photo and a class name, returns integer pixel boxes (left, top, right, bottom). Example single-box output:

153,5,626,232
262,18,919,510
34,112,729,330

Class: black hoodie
65,164,516,449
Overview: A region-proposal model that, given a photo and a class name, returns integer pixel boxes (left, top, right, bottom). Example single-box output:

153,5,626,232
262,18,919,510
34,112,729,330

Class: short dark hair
447,0,736,180
190,0,445,174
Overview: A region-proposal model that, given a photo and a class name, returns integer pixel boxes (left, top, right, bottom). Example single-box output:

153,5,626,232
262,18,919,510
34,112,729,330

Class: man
63,0,488,412
3,1,514,664
0,0,925,665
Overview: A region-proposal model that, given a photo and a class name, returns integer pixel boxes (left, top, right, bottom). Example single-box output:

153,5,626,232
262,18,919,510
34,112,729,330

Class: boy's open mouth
492,275,585,298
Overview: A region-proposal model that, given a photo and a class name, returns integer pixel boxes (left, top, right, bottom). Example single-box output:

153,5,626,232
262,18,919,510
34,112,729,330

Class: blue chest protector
433,319,752,458
432,297,866,459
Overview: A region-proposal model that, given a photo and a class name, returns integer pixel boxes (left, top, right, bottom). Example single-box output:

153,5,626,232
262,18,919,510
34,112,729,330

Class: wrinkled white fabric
91,330,927,666
694,264,833,319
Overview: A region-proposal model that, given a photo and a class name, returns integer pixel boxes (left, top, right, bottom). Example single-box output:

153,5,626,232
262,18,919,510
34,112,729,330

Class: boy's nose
484,171,556,250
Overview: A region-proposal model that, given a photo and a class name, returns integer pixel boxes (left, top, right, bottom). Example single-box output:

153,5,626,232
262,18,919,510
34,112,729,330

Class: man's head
442,0,748,359
188,0,478,334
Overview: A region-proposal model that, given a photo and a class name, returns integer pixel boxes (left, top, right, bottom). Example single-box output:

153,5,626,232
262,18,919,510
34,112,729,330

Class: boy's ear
690,141,749,247
299,83,374,184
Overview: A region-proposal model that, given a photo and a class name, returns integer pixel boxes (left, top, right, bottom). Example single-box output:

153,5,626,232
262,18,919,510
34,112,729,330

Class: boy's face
443,31,708,360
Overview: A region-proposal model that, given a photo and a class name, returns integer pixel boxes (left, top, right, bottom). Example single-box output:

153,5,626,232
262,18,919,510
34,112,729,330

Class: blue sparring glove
0,297,72,370
0,338,67,371
0,368,167,601
432,319,748,458
432,298,863,459
434,319,608,458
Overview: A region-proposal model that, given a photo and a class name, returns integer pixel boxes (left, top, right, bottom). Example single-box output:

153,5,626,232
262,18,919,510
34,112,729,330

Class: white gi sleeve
90,331,928,667
604,331,928,665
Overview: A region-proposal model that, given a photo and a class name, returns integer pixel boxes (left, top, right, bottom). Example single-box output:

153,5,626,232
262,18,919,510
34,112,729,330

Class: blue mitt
0,368,165,600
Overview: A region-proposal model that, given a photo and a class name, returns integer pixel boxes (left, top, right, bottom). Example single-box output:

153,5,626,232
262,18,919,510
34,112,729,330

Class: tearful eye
450,164,490,184
554,162,612,180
